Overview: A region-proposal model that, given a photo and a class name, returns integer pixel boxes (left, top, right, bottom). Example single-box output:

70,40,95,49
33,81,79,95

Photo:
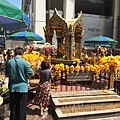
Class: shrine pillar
56,37,64,58
78,37,82,59
75,38,79,58
75,28,84,59
68,25,74,60
75,36,83,59
65,36,69,60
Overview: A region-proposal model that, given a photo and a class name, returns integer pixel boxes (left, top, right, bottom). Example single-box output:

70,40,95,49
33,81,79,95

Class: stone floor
4,103,53,120
2,96,120,120
3,104,120,120
3,103,120,120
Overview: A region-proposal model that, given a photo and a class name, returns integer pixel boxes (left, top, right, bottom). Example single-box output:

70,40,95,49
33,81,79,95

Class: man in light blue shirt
5,47,34,120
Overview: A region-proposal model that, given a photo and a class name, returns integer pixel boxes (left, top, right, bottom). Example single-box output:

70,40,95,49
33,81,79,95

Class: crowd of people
0,49,14,73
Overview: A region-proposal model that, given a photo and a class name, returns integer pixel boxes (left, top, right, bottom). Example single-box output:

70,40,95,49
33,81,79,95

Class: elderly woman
34,60,52,116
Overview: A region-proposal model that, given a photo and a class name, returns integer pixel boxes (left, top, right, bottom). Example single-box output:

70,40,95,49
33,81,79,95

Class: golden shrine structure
43,8,84,65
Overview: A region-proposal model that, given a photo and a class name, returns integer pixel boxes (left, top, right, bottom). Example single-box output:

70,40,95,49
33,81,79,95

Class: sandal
38,113,43,117
43,108,48,112
43,110,47,112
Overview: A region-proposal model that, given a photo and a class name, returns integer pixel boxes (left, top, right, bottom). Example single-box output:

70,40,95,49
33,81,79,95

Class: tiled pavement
26,103,53,120
4,103,53,120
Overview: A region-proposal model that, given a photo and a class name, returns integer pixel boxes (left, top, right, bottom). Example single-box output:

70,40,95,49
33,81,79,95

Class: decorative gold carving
44,8,84,60
73,11,84,59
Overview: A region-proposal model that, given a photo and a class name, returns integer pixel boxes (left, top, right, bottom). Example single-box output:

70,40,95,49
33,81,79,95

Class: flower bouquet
42,43,56,56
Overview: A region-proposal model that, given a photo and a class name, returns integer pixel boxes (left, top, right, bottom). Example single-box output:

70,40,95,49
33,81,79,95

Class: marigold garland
51,56,120,76
23,51,44,74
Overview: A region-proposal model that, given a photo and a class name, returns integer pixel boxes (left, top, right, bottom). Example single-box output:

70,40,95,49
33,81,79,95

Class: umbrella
0,0,30,31
32,39,46,44
84,43,111,48
9,31,44,41
37,39,46,44
84,35,118,44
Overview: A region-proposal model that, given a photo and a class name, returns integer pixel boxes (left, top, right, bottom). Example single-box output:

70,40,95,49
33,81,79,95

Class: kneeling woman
34,60,52,116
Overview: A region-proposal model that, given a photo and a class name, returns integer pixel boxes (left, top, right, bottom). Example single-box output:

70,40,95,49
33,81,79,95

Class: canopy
9,31,44,41
0,0,30,31
84,35,118,45
36,39,46,44
84,43,112,48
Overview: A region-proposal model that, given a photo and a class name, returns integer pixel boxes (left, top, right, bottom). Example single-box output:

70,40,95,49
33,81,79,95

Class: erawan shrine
44,8,84,61
1,8,120,120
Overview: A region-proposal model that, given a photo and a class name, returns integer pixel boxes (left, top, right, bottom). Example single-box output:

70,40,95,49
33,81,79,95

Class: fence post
109,66,114,90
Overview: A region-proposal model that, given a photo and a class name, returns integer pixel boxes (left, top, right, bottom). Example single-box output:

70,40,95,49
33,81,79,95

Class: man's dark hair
14,47,24,56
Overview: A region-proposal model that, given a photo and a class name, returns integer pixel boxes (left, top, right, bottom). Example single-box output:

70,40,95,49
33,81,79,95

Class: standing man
5,47,34,120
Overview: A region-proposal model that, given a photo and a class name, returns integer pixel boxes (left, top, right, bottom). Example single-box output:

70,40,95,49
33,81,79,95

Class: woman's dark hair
7,50,12,56
0,50,2,54
14,47,24,56
6,49,11,54
41,60,50,70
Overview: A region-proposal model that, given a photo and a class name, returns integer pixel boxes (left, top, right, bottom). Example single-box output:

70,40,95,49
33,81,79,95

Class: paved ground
2,98,120,120
4,103,53,120
94,117,120,120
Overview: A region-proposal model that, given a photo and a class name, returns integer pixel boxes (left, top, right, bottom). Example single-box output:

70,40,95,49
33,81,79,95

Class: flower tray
29,79,39,87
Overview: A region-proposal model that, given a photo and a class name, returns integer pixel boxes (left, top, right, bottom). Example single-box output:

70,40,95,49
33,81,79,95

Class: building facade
22,0,120,47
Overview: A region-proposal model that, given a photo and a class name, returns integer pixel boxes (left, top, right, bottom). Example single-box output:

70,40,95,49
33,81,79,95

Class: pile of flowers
23,51,44,74
42,42,56,56
52,63,64,77
51,55,120,76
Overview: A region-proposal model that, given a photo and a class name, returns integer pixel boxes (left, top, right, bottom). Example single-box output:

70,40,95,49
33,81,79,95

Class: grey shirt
38,68,52,82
